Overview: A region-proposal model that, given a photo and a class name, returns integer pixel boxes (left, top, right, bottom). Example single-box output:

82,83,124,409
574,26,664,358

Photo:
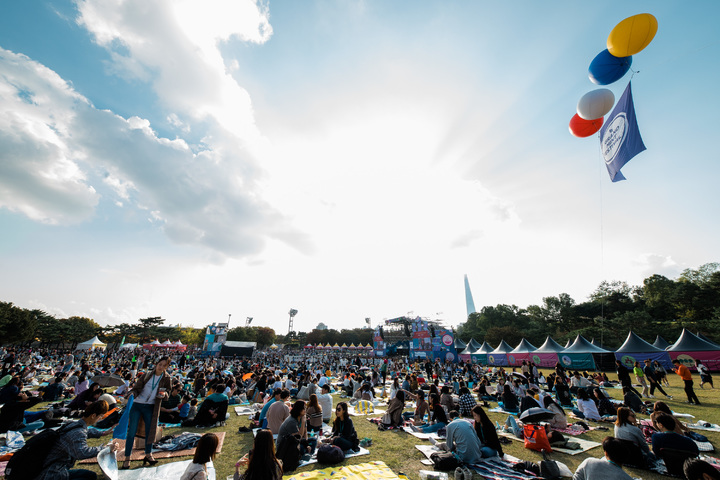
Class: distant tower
464,274,476,317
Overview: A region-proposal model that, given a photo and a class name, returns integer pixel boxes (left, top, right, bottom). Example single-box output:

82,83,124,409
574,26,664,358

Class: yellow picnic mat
284,461,403,480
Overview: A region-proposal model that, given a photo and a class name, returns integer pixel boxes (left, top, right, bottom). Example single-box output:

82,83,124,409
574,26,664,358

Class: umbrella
91,373,126,388
519,407,556,424
510,372,527,379
242,372,253,381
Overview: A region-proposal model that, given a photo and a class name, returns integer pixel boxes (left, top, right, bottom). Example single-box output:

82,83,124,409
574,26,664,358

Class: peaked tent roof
697,332,720,349
78,336,106,346
590,338,604,348
476,341,494,354
511,339,537,354
467,338,483,350
454,338,467,350
653,335,670,350
616,331,664,353
460,345,478,355
564,339,571,348
564,335,611,353
534,336,566,353
668,329,720,352
491,339,514,354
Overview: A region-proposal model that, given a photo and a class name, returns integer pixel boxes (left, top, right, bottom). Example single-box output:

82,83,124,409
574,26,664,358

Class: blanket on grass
79,432,225,464
296,446,371,469
415,446,540,479
497,431,601,455
348,406,386,416
401,426,444,441
285,460,402,480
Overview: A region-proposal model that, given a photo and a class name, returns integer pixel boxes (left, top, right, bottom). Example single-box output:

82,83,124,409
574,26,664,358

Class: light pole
288,309,298,336
227,313,231,330
245,317,253,327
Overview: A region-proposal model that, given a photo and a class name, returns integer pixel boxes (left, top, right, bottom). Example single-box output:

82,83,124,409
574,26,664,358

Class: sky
1,1,719,336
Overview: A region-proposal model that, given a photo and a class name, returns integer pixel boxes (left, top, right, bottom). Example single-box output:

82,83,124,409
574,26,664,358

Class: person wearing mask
234,429,283,480
122,356,172,469
573,436,634,480
672,359,701,405
36,400,120,480
180,433,219,480
614,407,655,467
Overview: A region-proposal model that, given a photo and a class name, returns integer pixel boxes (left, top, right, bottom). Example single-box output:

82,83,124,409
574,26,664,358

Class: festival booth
143,339,162,349
454,338,467,351
119,343,137,350
667,329,720,372
471,341,493,365
466,338,483,351
172,340,187,352
653,335,671,350
615,331,672,369
560,335,614,370
459,344,477,363
219,341,256,357
488,340,513,366
531,336,565,368
508,339,537,367
76,336,107,351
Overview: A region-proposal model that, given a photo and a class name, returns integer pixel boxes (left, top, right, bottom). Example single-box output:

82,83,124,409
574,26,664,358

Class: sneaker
455,467,464,480
649,395,656,398
463,467,473,480
428,436,437,446
666,395,673,400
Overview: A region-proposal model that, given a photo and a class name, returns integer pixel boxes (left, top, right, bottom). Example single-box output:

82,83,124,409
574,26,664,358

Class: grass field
30,371,720,479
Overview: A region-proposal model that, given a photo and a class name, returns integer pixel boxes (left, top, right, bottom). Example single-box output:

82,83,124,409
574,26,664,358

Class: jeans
481,446,498,458
649,381,668,397
571,409,585,419
24,410,49,422
505,416,522,437
684,380,700,404
421,421,446,433
68,469,97,480
125,402,155,455
18,420,44,433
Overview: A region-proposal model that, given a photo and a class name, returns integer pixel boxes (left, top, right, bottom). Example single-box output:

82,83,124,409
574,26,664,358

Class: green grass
26,373,720,479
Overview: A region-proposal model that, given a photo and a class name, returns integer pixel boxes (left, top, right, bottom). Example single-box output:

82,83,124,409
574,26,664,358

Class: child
187,398,198,421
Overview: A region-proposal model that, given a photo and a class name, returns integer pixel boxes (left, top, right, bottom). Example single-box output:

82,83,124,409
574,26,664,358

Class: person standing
122,356,172,469
615,360,642,398
643,359,671,399
672,360,701,405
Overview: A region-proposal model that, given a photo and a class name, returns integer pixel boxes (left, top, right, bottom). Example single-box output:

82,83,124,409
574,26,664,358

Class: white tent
119,343,137,350
76,336,107,350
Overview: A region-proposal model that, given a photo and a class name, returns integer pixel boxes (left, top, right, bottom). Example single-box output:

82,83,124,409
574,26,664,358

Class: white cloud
0,46,309,258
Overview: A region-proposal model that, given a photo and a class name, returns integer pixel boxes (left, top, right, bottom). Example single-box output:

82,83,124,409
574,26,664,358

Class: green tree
0,302,38,344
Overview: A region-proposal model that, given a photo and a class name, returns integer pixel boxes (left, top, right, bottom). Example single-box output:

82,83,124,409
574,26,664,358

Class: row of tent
454,328,720,372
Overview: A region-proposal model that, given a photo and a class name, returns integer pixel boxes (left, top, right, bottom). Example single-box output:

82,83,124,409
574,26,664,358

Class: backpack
316,444,345,464
276,433,301,472
5,422,83,480
430,451,458,471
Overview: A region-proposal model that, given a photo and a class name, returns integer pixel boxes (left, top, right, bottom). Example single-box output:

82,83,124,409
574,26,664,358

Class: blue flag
599,82,646,182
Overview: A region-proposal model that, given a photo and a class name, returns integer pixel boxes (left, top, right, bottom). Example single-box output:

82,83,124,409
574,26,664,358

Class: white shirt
180,461,208,480
136,374,162,404
318,392,333,421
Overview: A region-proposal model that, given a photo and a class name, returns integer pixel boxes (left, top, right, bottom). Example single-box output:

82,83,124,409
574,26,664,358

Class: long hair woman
181,433,219,480
330,402,359,451
122,356,172,469
306,394,323,433
234,429,283,480
614,407,654,467
472,404,503,457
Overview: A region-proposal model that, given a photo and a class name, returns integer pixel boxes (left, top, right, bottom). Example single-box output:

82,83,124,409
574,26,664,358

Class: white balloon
577,89,615,120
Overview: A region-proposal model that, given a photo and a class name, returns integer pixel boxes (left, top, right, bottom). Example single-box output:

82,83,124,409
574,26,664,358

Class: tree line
457,263,720,350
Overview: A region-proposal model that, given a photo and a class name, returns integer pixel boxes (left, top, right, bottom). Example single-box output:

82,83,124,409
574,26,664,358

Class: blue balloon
588,49,632,85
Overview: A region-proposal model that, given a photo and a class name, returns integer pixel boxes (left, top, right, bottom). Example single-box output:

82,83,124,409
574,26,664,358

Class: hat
98,393,117,406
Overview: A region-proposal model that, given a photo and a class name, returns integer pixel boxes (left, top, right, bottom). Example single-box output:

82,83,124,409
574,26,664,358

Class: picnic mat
79,431,225,464
415,445,540,479
401,426,444,441
234,406,258,415
284,460,400,480
297,446,371,468
689,422,720,432
489,407,518,416
552,425,602,436
116,459,216,480
497,431,601,455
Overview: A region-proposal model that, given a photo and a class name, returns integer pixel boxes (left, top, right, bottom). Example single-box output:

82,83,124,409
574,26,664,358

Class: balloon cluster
569,13,657,137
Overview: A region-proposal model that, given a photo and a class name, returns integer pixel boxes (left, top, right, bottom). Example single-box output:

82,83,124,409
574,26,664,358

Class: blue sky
1,1,718,335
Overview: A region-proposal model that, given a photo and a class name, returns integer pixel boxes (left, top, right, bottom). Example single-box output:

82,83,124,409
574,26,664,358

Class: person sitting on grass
180,432,219,480
614,407,655,467
543,395,568,429
383,390,406,428
328,402,359,451
501,384,519,413
36,400,120,480
572,388,601,421
457,386,477,417
573,436,634,480
412,393,448,434
235,429,283,480
650,413,699,461
472,405,503,458
683,458,720,480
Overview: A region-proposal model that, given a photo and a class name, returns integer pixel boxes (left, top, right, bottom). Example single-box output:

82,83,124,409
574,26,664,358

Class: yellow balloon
607,13,658,57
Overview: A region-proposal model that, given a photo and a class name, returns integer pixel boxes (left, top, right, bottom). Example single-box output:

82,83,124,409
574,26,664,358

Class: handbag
523,424,552,452
430,451,458,471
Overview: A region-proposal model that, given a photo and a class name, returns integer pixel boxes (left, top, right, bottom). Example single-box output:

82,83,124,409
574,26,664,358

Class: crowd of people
0,345,718,480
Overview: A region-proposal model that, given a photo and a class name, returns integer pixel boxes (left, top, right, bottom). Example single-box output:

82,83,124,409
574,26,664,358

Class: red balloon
569,114,603,138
